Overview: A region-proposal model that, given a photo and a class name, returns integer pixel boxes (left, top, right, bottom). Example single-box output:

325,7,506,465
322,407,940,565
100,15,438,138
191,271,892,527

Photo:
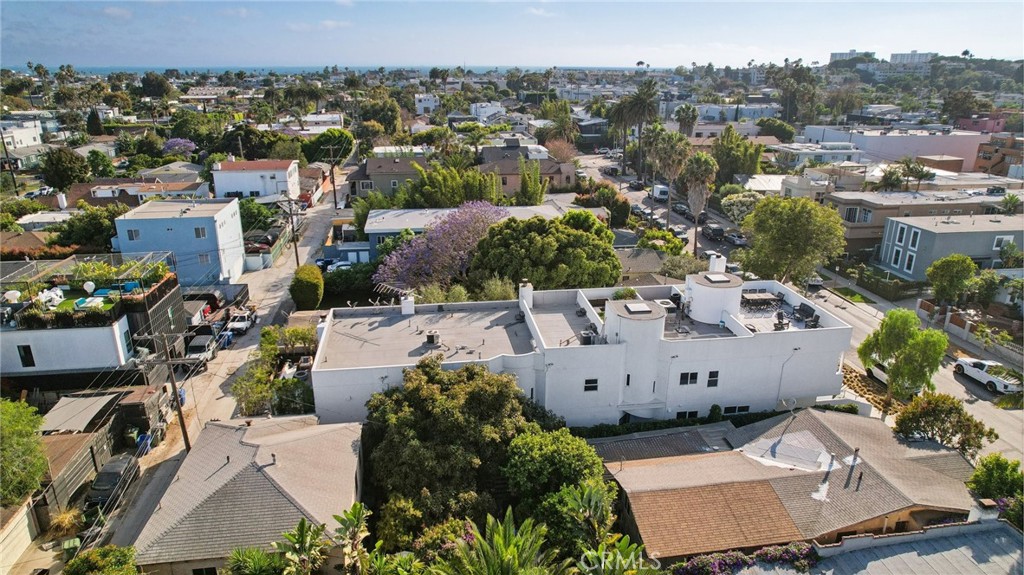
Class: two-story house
210,158,300,204
114,200,245,286
877,214,1023,281
346,157,428,198
974,132,1023,177
415,93,440,115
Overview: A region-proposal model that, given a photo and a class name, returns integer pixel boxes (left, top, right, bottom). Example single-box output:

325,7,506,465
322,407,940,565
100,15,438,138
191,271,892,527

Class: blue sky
2,1,1022,71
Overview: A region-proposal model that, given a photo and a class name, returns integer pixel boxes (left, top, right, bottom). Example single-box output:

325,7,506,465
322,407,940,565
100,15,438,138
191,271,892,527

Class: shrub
289,264,323,310
48,508,84,538
708,404,723,422
813,403,860,415
476,276,516,301
612,287,638,300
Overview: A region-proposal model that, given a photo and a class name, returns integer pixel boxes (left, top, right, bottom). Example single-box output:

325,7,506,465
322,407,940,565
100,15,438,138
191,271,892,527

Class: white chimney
709,255,727,273
519,279,534,309
212,162,222,171
401,294,415,315
56,192,67,210
227,153,235,162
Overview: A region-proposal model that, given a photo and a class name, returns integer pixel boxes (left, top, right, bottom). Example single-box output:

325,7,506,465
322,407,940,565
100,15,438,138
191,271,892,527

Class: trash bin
62,538,80,561
136,433,152,456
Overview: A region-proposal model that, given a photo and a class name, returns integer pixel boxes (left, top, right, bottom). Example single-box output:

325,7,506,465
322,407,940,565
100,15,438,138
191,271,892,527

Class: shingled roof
134,417,361,566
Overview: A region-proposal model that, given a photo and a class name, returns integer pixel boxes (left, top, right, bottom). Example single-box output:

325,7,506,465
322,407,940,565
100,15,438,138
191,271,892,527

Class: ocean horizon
63,65,657,76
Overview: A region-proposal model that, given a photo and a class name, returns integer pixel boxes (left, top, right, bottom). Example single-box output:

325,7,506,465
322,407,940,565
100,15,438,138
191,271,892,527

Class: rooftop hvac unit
426,330,441,345
580,330,596,346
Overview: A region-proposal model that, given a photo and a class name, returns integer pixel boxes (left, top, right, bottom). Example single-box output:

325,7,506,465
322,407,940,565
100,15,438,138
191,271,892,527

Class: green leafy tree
660,253,709,279
200,152,229,185
673,103,698,136
637,229,685,255
432,510,573,575
503,428,605,507
288,264,324,310
53,202,131,251
515,157,547,206
967,454,1023,499
0,399,49,506
360,98,403,135
136,131,165,157
87,149,116,178
40,147,91,192
628,80,660,178
926,254,979,305
114,130,137,156
86,108,104,136
536,478,618,559
942,88,986,120
170,110,228,151
352,191,396,239
895,393,998,459
737,196,845,283
755,117,796,143
470,214,620,290
268,140,308,168
302,128,354,164
1,172,17,195
578,536,661,575
682,151,718,255
63,545,137,575
710,125,763,186
858,309,947,405
239,198,275,231
476,276,517,301
273,518,329,575
400,162,504,208
970,269,1003,308
0,212,23,232
226,547,284,575
140,71,174,98
1,198,47,218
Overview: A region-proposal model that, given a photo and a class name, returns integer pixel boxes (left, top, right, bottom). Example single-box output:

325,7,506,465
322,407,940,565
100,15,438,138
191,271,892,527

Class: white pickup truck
225,308,256,334
954,357,1023,393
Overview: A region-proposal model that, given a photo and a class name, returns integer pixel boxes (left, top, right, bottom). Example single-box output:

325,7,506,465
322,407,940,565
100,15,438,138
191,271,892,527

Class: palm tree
226,547,284,575
577,537,661,575
608,101,633,174
1000,194,1021,215
272,518,329,575
683,152,719,255
334,502,371,575
898,158,935,192
630,79,660,181
641,123,666,182
430,509,573,575
550,113,579,144
656,132,691,230
673,103,698,137
464,130,486,160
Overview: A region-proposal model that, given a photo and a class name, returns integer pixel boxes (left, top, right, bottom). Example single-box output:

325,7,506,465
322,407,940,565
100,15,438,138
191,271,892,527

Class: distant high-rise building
890,51,937,65
829,50,874,63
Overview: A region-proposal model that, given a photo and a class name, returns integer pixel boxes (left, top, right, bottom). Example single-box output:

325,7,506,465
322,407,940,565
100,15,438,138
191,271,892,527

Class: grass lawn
835,286,876,304
54,291,116,311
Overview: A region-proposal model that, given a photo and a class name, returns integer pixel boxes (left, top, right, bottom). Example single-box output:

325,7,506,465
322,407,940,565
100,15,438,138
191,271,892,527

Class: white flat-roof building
311,259,853,426
210,158,299,204
415,93,440,115
768,142,863,168
803,126,993,170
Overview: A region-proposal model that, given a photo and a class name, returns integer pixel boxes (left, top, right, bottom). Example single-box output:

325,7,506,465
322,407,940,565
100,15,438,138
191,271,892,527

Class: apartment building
878,214,1022,281
803,126,992,170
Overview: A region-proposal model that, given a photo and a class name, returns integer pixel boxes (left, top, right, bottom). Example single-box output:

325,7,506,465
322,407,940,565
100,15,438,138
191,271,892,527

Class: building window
501,177,508,186
360,181,373,191
707,371,719,387
225,191,243,199
679,372,698,385
625,374,630,387
676,411,699,420
723,405,750,415
124,329,133,353
895,224,906,245
891,247,902,267
249,191,260,197
391,179,398,189
784,187,793,198
927,209,937,215
198,253,211,265
584,378,598,392
126,229,140,241
909,229,920,249
17,345,35,368
994,236,1014,250
858,208,872,223
843,207,857,223
376,236,388,245
904,253,915,273
192,569,217,575
194,227,207,239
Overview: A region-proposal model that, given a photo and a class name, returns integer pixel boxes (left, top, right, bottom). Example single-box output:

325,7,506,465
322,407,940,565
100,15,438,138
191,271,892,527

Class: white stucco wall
212,164,300,200
1,316,131,374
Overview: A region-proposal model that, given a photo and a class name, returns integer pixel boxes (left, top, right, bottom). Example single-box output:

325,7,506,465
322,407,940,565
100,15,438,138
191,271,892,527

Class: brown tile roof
0,231,55,250
616,248,669,274
35,178,159,210
42,432,94,478
629,481,804,558
216,160,295,171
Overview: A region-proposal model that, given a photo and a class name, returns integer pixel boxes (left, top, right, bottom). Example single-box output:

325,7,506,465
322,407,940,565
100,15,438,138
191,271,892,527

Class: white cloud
320,19,351,30
103,6,132,20
286,22,312,32
525,7,555,17
220,7,250,18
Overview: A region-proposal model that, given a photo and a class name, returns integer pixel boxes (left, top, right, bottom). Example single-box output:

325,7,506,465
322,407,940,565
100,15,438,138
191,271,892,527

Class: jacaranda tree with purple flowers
162,137,197,157
373,201,508,289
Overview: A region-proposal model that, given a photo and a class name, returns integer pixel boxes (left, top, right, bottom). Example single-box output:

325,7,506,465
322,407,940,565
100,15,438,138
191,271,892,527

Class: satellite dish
83,281,96,295
3,290,21,303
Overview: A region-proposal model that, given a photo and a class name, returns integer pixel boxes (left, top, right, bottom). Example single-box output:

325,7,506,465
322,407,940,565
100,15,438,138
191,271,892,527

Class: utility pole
0,137,19,195
277,198,302,267
237,136,245,159
136,334,195,452
324,144,347,209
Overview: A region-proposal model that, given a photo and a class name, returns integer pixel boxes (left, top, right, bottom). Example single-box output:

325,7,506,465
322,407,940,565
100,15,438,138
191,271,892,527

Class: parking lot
578,153,744,260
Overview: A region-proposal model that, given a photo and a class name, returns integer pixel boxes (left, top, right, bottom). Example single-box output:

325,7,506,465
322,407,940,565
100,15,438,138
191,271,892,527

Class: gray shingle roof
134,417,361,566
588,421,734,462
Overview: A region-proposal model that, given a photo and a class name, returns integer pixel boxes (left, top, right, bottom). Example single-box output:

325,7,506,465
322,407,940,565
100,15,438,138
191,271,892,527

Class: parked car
724,232,748,246
186,335,218,372
806,274,824,288
954,357,1023,393
648,185,670,202
37,186,54,195
701,223,725,241
603,166,620,176
866,362,890,386
597,147,610,154
226,309,256,334
628,180,646,191
315,258,338,272
701,249,721,260
630,204,646,216
683,210,708,224
85,454,139,509
671,203,689,215
326,261,352,273
576,169,588,180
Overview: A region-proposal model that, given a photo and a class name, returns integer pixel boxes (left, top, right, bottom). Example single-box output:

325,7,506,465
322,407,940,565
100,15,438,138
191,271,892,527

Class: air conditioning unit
426,330,441,345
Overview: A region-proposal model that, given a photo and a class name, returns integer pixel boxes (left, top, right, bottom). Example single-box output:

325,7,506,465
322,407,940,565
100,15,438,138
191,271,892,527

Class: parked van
701,223,725,241
648,185,670,202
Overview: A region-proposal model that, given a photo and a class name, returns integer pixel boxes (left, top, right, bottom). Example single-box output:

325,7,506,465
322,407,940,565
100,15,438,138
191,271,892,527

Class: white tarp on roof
41,395,119,432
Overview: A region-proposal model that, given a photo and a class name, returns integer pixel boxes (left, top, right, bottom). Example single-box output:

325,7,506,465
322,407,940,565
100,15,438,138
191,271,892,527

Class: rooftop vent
704,273,731,284
624,302,652,314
